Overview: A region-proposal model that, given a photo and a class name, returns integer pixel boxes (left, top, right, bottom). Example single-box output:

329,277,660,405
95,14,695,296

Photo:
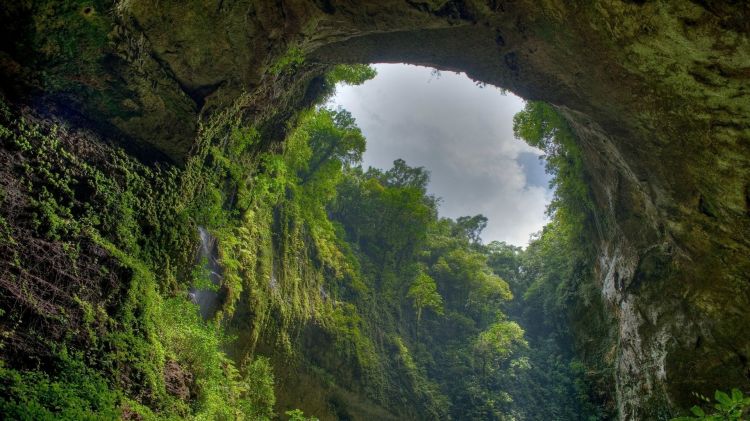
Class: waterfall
190,226,222,319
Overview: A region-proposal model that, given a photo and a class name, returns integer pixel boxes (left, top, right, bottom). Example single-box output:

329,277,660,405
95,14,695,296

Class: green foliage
332,162,436,271
210,106,363,352
454,214,488,245
317,64,378,103
296,108,366,184
672,389,750,421
501,101,614,419
0,97,277,420
242,357,276,420
377,158,431,192
407,271,444,323
270,46,305,75
328,157,539,418
523,219,585,323
285,408,319,421
513,101,594,234
484,241,523,292
328,302,379,372
473,321,527,363
0,88,611,421
191,257,219,292
325,64,377,86
0,296,278,421
160,298,276,419
0,350,121,420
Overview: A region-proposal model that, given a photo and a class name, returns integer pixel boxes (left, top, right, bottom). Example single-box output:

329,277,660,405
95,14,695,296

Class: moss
0,349,122,420
30,0,113,92
0,97,283,419
269,46,305,76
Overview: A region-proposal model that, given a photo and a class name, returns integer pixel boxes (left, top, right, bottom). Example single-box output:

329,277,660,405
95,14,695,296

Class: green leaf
715,390,731,406
690,405,706,417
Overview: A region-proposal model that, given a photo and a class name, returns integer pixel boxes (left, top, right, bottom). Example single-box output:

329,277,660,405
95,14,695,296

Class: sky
329,63,553,247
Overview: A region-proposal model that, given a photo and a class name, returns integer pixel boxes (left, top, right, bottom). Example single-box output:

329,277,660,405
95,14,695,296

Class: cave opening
261,60,607,419
328,63,552,246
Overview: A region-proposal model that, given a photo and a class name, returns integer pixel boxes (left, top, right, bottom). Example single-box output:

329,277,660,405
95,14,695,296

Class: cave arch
4,0,749,418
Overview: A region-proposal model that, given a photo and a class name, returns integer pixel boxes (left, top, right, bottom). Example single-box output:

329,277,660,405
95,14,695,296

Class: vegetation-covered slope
1,57,748,418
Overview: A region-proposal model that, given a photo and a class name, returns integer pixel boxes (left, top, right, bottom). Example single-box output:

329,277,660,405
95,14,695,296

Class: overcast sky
329,63,552,246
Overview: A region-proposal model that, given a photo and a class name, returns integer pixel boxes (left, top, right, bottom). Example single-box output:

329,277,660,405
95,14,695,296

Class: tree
332,162,436,269
512,101,592,231
380,158,430,192
484,241,524,299
320,64,378,102
473,321,527,376
325,64,377,86
407,271,444,324
299,108,366,183
512,101,566,152
455,214,488,244
286,409,320,421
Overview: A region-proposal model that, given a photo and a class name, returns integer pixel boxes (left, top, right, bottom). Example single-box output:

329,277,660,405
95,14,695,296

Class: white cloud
329,63,552,246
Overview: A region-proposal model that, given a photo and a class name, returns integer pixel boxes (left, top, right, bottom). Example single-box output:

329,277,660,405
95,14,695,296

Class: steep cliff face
1,0,749,418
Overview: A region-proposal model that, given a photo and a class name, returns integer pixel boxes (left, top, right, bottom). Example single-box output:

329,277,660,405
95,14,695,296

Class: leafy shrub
285,408,319,421
672,389,750,421
0,350,121,420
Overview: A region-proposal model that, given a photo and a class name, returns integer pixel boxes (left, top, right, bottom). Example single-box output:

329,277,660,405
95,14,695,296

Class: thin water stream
190,227,222,319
